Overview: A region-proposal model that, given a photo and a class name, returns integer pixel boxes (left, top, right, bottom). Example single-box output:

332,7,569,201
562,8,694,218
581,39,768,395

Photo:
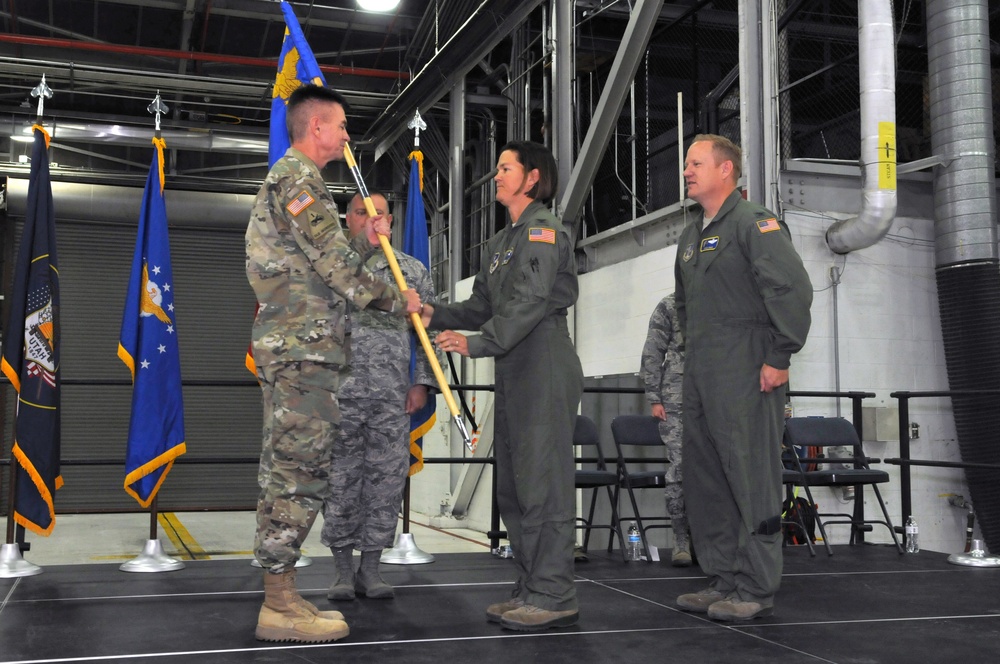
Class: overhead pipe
0,33,409,81
825,0,897,253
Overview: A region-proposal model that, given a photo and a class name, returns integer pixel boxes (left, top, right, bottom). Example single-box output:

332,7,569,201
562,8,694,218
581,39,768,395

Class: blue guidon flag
404,150,435,476
249,0,328,376
118,137,187,507
1,124,62,536
268,0,327,167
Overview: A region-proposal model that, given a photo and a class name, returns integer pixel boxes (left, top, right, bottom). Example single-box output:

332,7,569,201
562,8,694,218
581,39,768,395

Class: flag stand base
120,539,185,573
947,539,1000,567
0,543,42,578
251,555,313,569
381,533,435,565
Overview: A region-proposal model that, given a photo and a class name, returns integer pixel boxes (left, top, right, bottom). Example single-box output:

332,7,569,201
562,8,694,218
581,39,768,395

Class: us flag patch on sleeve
756,218,780,233
286,190,315,216
528,227,556,244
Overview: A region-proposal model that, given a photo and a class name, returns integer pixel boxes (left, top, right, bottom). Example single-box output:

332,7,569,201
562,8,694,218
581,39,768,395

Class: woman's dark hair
498,140,558,204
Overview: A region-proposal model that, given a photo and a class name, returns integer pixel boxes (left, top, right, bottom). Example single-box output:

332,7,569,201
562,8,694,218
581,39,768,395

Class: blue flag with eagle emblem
1,124,61,536
269,0,326,167
249,0,328,375
118,137,186,507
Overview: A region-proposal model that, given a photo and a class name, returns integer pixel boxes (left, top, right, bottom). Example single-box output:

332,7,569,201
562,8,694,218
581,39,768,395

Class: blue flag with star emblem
118,137,186,507
1,124,62,536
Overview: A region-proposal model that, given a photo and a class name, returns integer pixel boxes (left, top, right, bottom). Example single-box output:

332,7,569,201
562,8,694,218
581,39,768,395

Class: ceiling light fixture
357,0,400,11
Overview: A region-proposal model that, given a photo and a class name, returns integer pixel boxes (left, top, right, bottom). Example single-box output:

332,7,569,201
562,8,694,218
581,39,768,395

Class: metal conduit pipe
0,33,409,81
926,0,1000,554
825,0,897,253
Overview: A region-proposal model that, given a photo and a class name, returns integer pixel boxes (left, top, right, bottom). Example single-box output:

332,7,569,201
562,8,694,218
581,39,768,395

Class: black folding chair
573,415,625,558
610,414,670,562
784,416,903,554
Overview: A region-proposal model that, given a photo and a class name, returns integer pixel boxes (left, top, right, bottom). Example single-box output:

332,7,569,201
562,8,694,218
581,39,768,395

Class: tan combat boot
256,570,350,643
284,568,345,620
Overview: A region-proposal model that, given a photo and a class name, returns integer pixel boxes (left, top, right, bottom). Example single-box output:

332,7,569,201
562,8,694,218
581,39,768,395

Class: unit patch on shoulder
700,236,720,252
286,190,315,216
756,217,780,233
528,227,556,244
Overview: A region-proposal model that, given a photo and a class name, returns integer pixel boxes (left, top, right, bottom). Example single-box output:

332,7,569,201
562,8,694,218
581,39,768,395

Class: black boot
327,547,356,601
356,549,394,599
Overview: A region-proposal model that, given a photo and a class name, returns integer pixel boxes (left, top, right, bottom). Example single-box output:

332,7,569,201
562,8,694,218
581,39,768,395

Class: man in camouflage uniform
321,191,438,601
247,85,420,643
640,293,692,567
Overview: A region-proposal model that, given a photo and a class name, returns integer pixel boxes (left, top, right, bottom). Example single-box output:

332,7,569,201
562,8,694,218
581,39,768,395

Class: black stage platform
2,545,1000,663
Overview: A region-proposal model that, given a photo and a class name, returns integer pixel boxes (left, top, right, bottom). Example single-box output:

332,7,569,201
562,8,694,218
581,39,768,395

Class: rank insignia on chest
490,252,501,274
528,227,556,244
756,217,781,233
286,190,315,216
683,243,695,262
700,236,720,252
502,248,514,265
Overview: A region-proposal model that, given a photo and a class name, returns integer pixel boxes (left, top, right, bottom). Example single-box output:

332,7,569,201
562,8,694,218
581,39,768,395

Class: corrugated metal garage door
3,209,262,513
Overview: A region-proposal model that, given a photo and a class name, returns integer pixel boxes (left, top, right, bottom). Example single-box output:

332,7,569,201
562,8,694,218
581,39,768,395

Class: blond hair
692,133,741,181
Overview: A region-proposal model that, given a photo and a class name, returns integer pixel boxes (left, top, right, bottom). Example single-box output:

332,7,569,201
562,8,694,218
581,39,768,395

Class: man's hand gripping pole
343,143,473,452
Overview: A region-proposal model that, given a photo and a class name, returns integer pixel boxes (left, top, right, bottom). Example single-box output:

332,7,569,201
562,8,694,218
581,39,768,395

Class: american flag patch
756,217,781,234
528,227,556,244
286,190,315,216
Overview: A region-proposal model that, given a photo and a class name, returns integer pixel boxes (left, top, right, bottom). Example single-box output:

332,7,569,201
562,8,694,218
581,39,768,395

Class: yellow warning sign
878,121,896,190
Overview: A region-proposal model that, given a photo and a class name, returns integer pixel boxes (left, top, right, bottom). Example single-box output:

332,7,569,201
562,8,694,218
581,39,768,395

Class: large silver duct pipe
926,0,1000,555
825,0,897,253
927,0,997,266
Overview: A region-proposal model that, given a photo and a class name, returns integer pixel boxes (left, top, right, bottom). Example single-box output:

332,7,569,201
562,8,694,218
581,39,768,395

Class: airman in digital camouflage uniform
640,293,692,567
674,134,811,622
247,85,420,644
321,191,439,601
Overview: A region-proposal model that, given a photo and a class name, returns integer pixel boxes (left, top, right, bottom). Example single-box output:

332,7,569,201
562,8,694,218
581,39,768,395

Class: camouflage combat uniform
247,147,408,573
320,250,438,552
640,293,690,553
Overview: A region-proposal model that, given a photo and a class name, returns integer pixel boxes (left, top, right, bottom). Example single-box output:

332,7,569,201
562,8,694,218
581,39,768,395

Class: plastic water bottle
905,516,920,553
626,522,642,561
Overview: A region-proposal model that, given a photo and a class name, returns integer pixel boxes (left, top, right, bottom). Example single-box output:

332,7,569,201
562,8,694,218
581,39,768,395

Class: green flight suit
430,200,583,612
674,189,812,604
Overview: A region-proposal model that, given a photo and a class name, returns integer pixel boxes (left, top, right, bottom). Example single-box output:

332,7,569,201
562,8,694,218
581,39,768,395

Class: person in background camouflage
321,191,438,601
247,85,420,644
640,293,692,567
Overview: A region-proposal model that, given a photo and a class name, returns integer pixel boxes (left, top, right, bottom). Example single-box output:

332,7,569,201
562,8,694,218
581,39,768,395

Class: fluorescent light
357,0,400,10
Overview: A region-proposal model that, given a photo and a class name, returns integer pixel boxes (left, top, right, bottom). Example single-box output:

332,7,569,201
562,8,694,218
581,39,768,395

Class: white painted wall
409,202,974,556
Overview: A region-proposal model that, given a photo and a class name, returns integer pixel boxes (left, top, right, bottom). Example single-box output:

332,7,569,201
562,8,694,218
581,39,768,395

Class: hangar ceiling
0,1,997,202
0,0,564,193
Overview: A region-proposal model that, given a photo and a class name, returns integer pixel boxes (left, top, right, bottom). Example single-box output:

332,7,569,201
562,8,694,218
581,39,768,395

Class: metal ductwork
825,0,897,253
926,0,1000,554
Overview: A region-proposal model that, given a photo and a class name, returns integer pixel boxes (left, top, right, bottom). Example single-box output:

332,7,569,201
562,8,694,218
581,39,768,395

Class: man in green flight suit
673,134,812,622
